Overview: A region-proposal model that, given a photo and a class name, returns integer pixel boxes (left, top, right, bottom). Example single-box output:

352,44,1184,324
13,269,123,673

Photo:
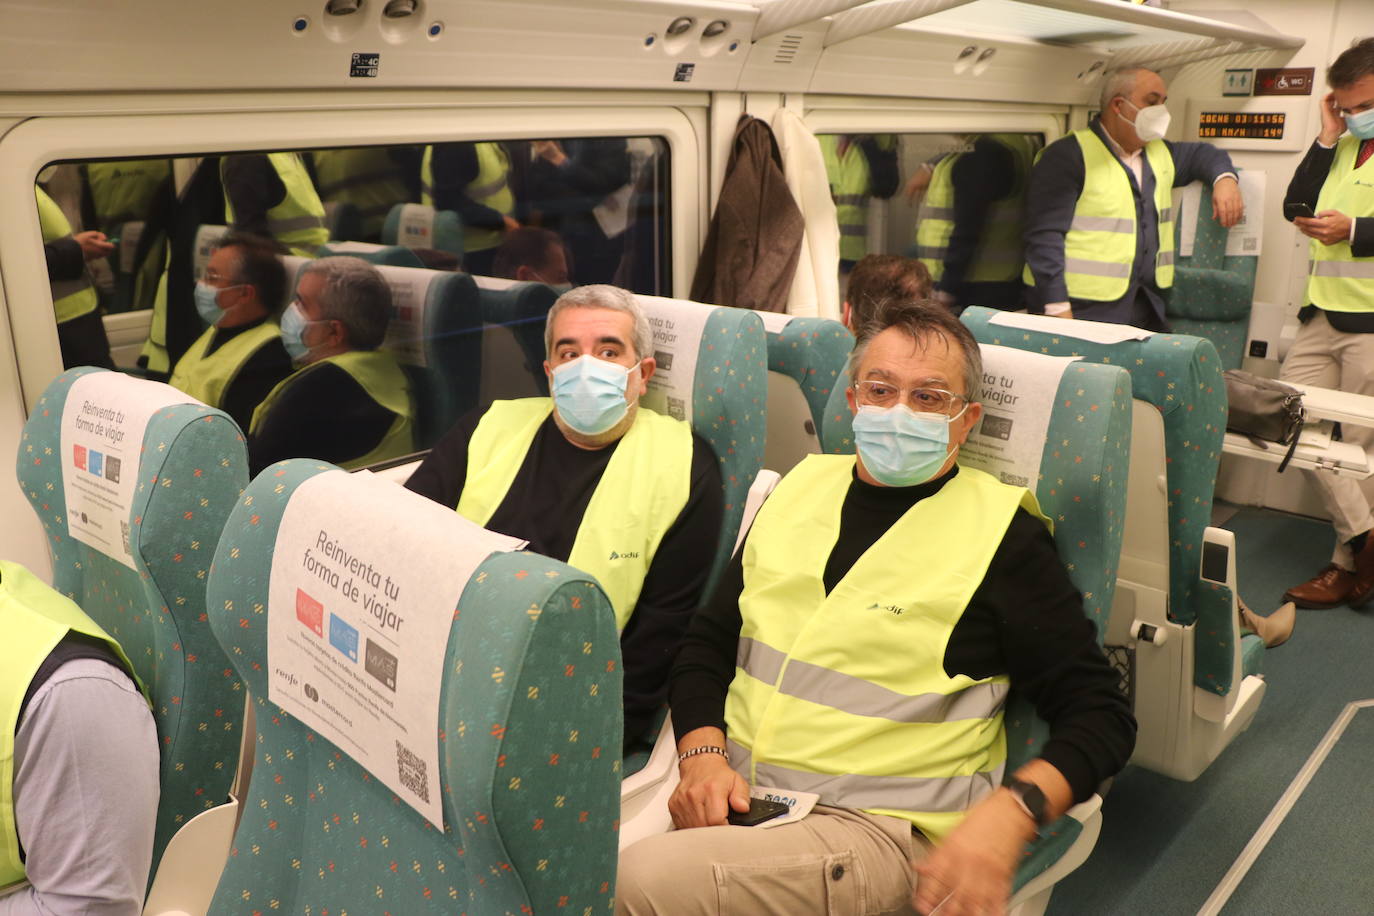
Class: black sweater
671,465,1136,804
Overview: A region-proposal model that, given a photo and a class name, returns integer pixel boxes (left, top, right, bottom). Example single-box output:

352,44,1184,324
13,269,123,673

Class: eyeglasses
853,380,967,415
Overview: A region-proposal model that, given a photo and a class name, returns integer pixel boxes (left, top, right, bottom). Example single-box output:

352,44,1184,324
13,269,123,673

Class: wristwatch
1005,777,1048,826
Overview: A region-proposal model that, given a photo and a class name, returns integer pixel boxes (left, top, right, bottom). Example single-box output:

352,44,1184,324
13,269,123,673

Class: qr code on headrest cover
396,739,429,804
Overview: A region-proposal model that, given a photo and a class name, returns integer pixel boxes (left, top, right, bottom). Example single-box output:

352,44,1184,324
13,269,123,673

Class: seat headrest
254,464,525,826
368,264,478,366
633,294,764,424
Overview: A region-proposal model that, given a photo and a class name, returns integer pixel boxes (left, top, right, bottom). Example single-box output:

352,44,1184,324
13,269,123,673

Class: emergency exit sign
1223,69,1253,97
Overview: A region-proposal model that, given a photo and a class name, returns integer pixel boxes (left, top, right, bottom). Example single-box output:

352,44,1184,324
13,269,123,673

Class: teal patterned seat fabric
15,367,249,872
382,203,466,259
960,306,1248,698
764,316,853,438
807,344,1133,893
634,296,769,594
473,278,560,400
1168,181,1257,370
317,240,427,268
205,459,623,914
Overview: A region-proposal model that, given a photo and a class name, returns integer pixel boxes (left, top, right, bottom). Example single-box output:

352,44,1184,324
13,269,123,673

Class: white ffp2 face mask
1121,98,1172,143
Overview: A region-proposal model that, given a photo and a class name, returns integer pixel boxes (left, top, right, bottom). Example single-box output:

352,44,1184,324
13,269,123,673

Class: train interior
4,0,1374,912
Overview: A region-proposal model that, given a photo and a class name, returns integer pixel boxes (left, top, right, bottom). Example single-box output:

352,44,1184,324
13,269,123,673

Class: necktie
1357,138,1374,169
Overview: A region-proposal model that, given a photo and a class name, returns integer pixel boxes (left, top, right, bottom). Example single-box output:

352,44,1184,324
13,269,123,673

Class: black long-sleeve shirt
246,360,397,476
179,316,294,432
427,143,510,233
671,466,1135,804
1285,137,1374,332
937,137,1025,310
43,237,85,281
405,406,724,743
221,154,288,240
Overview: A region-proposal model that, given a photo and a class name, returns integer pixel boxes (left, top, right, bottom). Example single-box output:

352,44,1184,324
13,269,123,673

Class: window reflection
36,135,671,471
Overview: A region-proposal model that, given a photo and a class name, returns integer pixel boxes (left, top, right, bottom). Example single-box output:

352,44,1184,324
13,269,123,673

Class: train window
817,131,1044,311
34,135,672,474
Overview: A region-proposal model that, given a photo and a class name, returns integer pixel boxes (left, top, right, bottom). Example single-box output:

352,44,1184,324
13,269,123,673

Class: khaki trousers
1279,311,1374,567
616,806,931,916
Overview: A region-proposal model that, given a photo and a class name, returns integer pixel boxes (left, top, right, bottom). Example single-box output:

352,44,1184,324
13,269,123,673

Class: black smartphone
1284,201,1316,221
727,797,791,827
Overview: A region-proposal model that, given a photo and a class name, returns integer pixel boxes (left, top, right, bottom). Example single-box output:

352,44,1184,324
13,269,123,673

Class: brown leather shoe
1283,564,1356,609
1348,537,1374,607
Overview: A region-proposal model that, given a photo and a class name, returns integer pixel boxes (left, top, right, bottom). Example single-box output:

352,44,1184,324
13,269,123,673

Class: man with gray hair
406,284,723,745
247,255,414,475
1024,67,1244,330
619,300,1132,915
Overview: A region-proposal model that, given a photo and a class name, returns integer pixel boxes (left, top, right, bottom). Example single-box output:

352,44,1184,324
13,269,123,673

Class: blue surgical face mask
551,355,634,436
852,403,964,487
194,281,224,327
279,301,315,362
1345,108,1374,141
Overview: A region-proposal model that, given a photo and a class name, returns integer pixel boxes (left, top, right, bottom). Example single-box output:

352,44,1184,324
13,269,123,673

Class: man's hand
667,727,750,829
912,790,1037,916
1045,302,1074,320
1319,91,1346,147
904,164,934,204
532,140,568,167
502,215,521,233
73,231,115,261
1296,210,1353,246
1212,177,1244,229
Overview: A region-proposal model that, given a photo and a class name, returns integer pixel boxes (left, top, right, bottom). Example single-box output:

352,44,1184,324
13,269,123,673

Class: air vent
774,33,804,65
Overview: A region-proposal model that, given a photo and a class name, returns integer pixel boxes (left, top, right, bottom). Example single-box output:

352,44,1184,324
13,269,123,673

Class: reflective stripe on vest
724,455,1048,842
0,560,144,891
139,252,171,374
249,349,414,469
222,153,328,258
420,143,515,254
1306,134,1374,313
915,135,1035,284
457,398,692,630
1035,129,1175,301
35,187,98,324
821,135,873,262
168,321,283,411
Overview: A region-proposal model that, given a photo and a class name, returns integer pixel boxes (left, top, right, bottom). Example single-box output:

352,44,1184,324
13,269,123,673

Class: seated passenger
618,301,1135,916
167,233,293,431
247,257,414,475
37,185,116,369
841,252,932,331
0,561,158,916
405,285,723,744
491,227,572,287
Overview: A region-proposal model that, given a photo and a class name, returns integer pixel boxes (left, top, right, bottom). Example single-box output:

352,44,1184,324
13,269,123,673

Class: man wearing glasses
617,301,1134,915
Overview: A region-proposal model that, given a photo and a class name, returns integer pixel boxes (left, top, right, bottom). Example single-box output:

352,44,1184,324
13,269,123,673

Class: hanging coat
690,116,804,313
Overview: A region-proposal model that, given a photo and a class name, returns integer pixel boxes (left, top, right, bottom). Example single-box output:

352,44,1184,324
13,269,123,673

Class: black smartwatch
1005,777,1048,826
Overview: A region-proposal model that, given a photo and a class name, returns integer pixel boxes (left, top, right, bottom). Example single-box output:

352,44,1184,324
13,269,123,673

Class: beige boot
1239,597,1296,649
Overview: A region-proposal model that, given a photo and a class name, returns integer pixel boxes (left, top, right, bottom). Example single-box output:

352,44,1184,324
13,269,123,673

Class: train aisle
1050,505,1374,915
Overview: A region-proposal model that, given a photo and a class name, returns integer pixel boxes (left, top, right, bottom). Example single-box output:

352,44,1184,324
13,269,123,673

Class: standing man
404,285,723,747
1280,38,1374,609
220,152,330,258
1023,67,1245,330
820,134,899,274
37,185,116,369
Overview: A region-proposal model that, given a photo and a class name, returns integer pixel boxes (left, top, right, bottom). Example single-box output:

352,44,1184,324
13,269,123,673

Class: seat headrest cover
59,370,199,569
397,203,436,249
373,264,446,366
635,294,741,423
988,310,1154,344
265,468,526,828
962,345,1079,489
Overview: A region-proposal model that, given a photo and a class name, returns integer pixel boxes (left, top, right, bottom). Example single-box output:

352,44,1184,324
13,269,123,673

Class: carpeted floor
1048,507,1374,915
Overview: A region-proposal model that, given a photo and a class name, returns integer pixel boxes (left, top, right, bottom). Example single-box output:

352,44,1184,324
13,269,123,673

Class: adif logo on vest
866,602,905,615
608,550,641,561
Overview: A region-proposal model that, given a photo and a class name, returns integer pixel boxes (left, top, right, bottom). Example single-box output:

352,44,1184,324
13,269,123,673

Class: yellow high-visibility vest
420,143,515,254
0,561,144,891
821,135,874,263
222,153,328,258
312,149,410,240
1305,133,1374,312
168,320,283,415
250,349,414,469
725,455,1048,842
35,187,99,325
456,398,692,631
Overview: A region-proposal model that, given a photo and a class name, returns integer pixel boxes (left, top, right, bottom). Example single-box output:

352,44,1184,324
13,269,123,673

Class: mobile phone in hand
726,797,790,827
1284,201,1316,221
